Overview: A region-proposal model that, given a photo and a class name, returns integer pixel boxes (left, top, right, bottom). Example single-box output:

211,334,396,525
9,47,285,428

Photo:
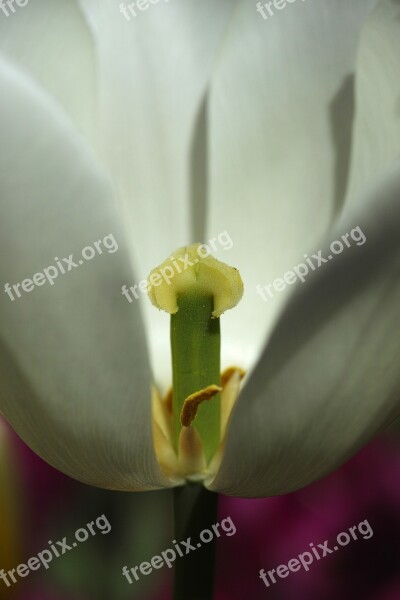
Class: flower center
147,244,244,482
152,367,245,483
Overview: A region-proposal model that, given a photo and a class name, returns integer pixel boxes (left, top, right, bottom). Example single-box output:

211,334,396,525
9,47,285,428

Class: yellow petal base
152,368,245,484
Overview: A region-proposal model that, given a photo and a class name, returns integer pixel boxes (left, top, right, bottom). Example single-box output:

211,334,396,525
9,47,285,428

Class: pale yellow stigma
147,244,243,317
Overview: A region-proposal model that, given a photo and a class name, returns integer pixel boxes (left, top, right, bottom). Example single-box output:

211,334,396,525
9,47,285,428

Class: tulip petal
209,164,400,497
76,0,236,386
347,0,400,203
0,57,171,491
206,0,377,369
0,0,97,141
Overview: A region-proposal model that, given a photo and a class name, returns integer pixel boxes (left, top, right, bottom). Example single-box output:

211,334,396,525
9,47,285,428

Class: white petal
347,0,400,204
76,0,236,387
210,163,400,497
0,0,97,142
207,0,377,370
0,57,170,491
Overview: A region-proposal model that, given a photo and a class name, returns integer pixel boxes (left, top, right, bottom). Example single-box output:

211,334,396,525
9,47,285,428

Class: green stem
170,293,221,462
173,484,219,600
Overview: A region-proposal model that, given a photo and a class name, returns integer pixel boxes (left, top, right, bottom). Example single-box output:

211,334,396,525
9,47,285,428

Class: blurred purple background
0,419,399,600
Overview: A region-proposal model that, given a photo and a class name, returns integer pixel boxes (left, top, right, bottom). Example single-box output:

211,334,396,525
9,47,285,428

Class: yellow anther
180,384,222,428
164,388,173,414
221,366,246,388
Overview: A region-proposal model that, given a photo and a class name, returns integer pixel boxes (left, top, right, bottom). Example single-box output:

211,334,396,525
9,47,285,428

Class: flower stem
173,483,219,600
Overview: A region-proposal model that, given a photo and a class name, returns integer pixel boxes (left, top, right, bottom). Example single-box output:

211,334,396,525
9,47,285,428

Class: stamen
221,367,246,388
180,385,222,427
178,426,206,477
164,388,173,414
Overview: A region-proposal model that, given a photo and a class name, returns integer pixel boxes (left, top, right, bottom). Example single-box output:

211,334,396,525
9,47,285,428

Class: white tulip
0,0,399,499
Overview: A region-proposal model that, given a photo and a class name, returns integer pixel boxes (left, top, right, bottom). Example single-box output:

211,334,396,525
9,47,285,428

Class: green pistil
171,293,221,463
